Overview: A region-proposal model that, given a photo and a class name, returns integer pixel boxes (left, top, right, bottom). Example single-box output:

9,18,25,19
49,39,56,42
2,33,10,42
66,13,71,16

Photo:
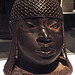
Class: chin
31,57,58,66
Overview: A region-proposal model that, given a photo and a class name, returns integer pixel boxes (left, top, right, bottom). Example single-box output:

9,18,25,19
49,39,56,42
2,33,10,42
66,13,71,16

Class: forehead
11,18,62,27
24,18,62,23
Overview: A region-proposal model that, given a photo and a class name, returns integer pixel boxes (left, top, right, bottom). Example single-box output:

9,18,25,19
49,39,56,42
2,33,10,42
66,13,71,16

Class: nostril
36,37,52,44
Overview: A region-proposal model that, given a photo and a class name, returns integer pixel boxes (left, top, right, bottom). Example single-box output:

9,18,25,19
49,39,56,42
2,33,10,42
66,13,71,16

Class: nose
37,37,52,44
36,28,52,44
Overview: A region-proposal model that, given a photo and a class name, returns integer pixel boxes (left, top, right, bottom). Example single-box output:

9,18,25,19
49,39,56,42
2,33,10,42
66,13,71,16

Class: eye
26,22,35,29
48,24,60,29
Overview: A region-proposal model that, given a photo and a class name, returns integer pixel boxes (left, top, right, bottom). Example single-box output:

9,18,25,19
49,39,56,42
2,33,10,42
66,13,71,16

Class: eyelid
49,22,58,26
52,24,59,28
26,22,36,29
47,23,61,32
26,22,35,26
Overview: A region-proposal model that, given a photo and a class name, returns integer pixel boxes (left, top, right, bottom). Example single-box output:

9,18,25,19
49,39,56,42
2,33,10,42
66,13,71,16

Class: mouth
35,46,56,58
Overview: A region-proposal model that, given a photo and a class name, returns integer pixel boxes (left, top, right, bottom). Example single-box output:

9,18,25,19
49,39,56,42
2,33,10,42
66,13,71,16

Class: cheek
57,33,63,41
55,33,63,49
51,30,63,47
58,32,63,42
18,33,39,49
53,33,63,57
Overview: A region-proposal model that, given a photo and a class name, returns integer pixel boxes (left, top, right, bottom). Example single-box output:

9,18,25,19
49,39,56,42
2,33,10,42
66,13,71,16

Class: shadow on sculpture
4,0,73,75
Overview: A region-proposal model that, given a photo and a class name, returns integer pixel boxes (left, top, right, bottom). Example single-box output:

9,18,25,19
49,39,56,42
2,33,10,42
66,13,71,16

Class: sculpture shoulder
10,62,71,75
50,62,72,75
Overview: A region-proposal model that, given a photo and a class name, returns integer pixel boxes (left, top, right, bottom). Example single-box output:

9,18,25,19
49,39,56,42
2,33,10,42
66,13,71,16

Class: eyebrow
26,21,36,26
50,21,58,25
48,19,58,26
25,19,40,26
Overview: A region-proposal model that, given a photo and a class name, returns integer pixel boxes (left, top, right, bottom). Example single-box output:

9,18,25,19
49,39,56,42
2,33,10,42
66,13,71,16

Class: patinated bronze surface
4,0,73,75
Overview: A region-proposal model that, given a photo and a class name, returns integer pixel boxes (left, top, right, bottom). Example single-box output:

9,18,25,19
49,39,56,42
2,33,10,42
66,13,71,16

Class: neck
16,56,59,74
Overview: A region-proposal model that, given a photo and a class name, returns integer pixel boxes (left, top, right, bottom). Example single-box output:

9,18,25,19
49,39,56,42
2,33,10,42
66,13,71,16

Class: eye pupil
52,25,58,29
49,24,59,29
26,22,35,29
28,24,35,28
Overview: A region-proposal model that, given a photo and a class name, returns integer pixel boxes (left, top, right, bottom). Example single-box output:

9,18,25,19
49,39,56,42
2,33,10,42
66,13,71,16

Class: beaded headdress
10,0,63,21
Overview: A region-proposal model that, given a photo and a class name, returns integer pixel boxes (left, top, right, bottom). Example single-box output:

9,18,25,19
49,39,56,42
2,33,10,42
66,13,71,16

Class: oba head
10,0,63,66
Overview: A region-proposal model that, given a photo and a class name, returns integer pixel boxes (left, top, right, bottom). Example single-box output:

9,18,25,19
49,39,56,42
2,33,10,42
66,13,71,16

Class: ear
62,21,67,58
9,21,18,37
61,21,65,49
9,21,13,37
9,21,18,50
58,0,61,4
61,21,73,73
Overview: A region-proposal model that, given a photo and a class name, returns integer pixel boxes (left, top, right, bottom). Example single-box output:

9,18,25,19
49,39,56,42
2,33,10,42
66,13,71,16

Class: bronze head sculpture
4,0,73,75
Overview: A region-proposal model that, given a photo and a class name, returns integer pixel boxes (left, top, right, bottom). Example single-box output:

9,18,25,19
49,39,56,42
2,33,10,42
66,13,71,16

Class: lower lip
35,50,56,58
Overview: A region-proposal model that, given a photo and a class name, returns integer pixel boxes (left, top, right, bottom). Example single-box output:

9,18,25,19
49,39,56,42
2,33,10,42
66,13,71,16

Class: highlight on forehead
10,0,63,21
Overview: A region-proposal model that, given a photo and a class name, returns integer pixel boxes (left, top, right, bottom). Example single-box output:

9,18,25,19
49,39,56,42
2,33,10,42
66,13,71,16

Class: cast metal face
17,18,63,65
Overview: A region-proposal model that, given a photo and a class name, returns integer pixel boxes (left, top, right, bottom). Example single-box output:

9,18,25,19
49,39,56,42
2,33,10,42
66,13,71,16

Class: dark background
0,0,15,39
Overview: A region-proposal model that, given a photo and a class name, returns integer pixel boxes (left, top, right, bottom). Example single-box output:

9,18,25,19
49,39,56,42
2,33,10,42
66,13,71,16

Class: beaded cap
10,0,63,21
